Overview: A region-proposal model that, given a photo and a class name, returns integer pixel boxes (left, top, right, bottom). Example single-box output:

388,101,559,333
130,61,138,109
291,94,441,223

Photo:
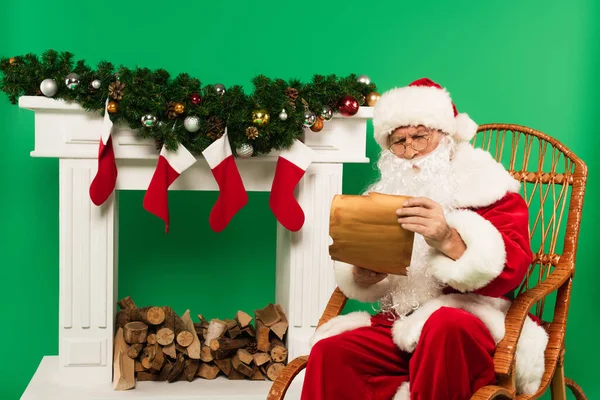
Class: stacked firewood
113,297,289,390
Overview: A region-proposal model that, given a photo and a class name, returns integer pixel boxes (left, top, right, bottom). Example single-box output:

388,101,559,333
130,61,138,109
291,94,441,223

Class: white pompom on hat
372,78,478,149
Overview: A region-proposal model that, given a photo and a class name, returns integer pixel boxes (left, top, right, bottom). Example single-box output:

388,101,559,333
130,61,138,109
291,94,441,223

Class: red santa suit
300,79,548,400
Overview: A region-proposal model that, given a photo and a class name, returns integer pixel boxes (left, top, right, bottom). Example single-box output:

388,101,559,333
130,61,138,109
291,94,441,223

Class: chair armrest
471,385,513,399
267,356,309,400
317,287,348,328
493,260,572,377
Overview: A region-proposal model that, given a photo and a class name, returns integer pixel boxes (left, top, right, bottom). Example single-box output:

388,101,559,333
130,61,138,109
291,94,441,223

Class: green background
1,1,597,399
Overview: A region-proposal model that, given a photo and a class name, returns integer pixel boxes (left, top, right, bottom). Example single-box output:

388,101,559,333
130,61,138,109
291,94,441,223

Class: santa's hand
396,197,466,260
352,266,388,287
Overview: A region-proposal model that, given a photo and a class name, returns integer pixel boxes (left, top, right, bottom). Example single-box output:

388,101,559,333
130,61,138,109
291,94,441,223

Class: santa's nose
403,147,418,159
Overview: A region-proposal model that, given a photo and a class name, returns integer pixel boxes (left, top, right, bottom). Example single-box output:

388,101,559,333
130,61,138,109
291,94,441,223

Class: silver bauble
357,74,371,85
91,79,102,89
184,116,200,132
236,143,254,158
215,84,226,96
140,114,158,128
303,110,316,127
65,73,80,89
279,109,288,121
320,106,334,121
40,79,58,97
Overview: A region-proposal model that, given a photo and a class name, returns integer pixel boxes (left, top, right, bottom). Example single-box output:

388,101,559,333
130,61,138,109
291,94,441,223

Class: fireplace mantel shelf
19,95,372,399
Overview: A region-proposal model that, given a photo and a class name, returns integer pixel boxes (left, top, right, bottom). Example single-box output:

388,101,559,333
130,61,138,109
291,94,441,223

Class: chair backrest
472,124,587,320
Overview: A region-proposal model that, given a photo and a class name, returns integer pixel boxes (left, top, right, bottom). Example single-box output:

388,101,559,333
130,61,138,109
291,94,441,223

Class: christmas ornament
65,73,80,89
310,117,325,132
337,95,360,116
108,81,125,100
246,126,259,140
279,109,288,121
9,57,17,65
357,75,371,85
366,91,381,106
303,110,316,127
320,106,333,121
166,102,178,119
40,79,58,97
184,116,200,132
236,143,254,158
141,114,158,128
91,79,102,89
174,102,186,115
202,133,249,232
252,109,270,126
107,101,118,113
215,84,226,96
190,93,202,105
285,87,299,109
207,115,225,140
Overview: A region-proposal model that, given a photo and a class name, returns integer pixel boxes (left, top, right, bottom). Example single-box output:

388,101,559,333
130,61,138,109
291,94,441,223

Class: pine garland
0,50,378,156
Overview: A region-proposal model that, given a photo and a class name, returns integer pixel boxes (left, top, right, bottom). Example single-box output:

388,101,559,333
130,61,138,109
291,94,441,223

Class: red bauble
337,95,360,116
190,93,202,105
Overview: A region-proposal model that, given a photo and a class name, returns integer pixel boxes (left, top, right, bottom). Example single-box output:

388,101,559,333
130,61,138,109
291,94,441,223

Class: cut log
157,360,173,381
253,352,271,367
200,346,214,362
228,368,245,380
146,333,157,345
136,371,157,382
123,321,148,344
127,343,143,359
251,366,266,381
131,306,166,326
135,360,146,372
156,327,175,346
175,343,189,356
214,358,232,377
162,342,177,359
197,362,220,380
270,305,289,340
180,310,201,359
177,331,194,348
211,337,252,360
255,303,281,327
204,319,228,347
140,344,156,370
228,325,242,339
237,349,254,365
266,362,285,381
241,325,256,338
151,344,165,371
256,319,271,353
270,338,288,363
118,296,136,310
113,327,135,390
167,354,186,382
225,319,238,330
236,311,253,328
116,310,131,329
184,358,200,382
232,354,254,377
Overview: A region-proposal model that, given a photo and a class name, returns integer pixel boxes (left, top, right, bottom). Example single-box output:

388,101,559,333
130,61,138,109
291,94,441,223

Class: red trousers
301,307,496,400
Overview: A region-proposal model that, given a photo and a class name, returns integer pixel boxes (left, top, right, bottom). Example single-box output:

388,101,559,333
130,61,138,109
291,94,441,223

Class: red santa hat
372,78,478,148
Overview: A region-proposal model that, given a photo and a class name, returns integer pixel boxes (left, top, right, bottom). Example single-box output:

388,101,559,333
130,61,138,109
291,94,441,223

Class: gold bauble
252,109,270,126
366,92,381,107
107,101,118,113
9,57,17,65
174,102,186,115
310,117,325,132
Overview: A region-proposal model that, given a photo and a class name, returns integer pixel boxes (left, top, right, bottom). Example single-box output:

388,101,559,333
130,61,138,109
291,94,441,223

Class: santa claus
300,78,548,400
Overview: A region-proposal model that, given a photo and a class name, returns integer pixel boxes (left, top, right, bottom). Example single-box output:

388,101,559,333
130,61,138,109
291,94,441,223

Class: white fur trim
309,311,371,349
393,382,410,400
160,143,196,174
515,318,548,394
334,262,397,303
279,139,315,171
454,112,478,142
391,294,509,353
452,143,521,209
202,130,232,168
373,85,458,148
429,209,506,292
101,99,113,144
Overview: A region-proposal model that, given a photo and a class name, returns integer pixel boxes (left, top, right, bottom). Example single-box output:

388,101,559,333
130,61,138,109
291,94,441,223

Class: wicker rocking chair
267,124,588,400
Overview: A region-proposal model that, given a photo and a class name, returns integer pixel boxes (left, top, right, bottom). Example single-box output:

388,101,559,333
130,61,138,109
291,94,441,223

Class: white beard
365,136,458,317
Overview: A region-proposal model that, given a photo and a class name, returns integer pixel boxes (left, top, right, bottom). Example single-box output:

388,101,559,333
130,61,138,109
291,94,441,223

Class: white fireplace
18,96,372,399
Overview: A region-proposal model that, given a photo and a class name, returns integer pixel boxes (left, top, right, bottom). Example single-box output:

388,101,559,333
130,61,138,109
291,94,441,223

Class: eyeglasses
388,133,431,156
